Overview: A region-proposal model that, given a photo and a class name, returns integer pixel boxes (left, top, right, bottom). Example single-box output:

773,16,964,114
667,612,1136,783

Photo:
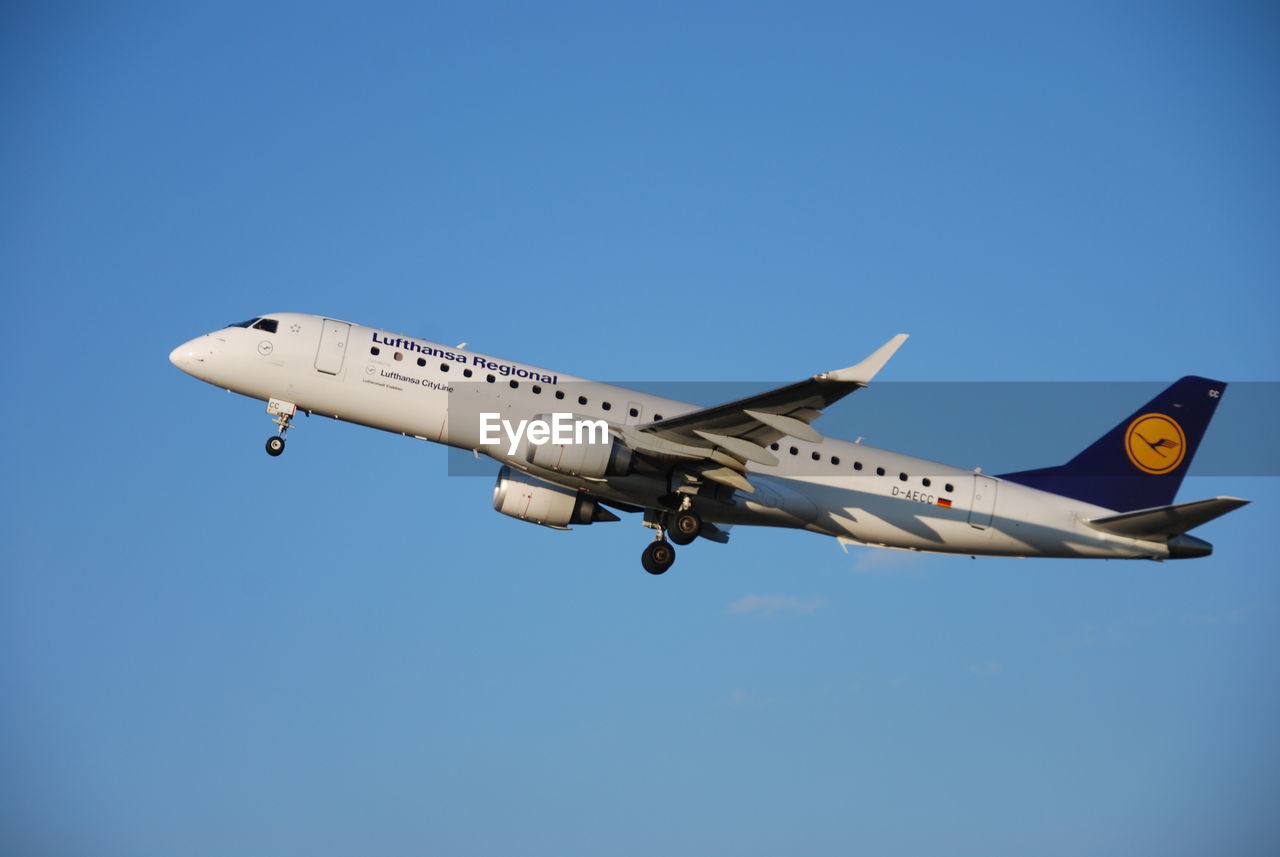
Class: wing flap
743,409,824,443
700,465,755,493
692,430,779,466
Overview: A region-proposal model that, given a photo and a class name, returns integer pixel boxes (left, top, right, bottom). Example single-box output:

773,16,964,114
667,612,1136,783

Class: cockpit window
228,318,260,328
251,318,279,333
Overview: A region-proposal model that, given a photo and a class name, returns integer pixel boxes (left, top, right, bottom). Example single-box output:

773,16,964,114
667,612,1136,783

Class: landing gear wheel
666,510,702,546
642,540,676,575
265,436,286,456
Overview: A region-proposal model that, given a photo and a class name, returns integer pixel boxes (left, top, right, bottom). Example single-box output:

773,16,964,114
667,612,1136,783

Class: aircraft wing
616,334,907,492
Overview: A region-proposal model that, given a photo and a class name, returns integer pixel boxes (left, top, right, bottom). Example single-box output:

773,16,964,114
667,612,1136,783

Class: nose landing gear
265,398,297,457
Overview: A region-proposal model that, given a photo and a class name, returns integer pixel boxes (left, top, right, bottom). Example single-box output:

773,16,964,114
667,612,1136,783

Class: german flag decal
937,497,952,508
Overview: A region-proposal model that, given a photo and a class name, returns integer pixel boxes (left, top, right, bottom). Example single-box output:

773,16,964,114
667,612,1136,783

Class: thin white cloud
727,593,826,617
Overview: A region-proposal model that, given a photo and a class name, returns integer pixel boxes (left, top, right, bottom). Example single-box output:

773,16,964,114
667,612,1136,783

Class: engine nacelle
512,413,632,478
492,465,620,529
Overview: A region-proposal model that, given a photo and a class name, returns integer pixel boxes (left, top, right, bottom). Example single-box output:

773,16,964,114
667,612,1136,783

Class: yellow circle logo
1124,413,1186,474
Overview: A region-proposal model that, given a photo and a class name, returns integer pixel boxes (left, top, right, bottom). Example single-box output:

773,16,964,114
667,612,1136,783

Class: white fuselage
170,313,1177,560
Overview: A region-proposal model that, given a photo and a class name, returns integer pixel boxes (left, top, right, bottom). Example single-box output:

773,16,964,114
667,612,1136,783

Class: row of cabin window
371,347,661,421
371,346,950,490
767,442,955,493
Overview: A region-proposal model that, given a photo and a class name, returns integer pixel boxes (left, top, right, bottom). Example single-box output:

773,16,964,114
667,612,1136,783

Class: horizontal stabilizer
1085,496,1249,541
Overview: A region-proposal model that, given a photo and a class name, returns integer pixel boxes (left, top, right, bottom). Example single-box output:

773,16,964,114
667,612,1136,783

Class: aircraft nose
169,337,208,374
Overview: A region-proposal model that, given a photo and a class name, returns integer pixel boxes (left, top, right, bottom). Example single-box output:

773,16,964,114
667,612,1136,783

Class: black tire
641,540,676,575
666,510,702,546
266,436,285,456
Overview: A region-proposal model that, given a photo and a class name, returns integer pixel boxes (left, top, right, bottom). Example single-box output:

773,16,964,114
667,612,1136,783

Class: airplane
169,313,1249,574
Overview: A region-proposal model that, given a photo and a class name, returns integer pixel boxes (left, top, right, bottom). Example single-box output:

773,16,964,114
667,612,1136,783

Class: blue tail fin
999,376,1226,512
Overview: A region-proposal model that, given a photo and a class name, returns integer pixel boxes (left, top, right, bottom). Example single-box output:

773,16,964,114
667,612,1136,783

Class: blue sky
2,3,1278,855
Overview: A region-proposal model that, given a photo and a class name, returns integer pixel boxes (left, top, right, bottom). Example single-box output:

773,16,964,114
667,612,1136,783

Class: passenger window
394,352,404,361
922,478,931,487
602,402,611,411
555,390,565,400
876,467,886,476
486,374,495,383
790,447,798,456
578,395,588,406
509,380,519,389
654,414,664,420
629,407,639,418
532,385,541,394
437,361,447,371
463,368,473,378
945,483,954,493
811,451,820,461
854,461,862,471
831,456,840,465
370,346,380,356
770,443,779,451
899,472,907,481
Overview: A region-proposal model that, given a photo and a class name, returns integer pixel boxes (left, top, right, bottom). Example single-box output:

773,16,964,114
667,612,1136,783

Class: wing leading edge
616,334,908,492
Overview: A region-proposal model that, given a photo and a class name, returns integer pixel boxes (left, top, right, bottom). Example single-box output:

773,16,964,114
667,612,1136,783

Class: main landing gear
265,398,297,457
639,506,703,574
665,508,702,546
641,539,676,575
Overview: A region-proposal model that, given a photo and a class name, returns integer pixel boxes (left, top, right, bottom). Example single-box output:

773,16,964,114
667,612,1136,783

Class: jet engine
492,465,620,528
512,413,633,478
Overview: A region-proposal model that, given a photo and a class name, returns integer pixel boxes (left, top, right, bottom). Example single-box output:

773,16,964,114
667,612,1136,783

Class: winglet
820,334,909,385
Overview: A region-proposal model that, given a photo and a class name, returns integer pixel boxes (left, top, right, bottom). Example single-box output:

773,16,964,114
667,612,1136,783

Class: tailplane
1085,496,1250,539
1000,376,1227,512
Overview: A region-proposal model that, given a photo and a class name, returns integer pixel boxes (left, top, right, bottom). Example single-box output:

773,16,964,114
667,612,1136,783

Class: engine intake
492,465,620,529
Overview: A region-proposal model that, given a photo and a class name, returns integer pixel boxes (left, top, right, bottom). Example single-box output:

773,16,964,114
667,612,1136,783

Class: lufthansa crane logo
1124,413,1186,474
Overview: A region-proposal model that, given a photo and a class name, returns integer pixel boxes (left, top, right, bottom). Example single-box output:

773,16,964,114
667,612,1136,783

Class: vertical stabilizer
999,376,1226,512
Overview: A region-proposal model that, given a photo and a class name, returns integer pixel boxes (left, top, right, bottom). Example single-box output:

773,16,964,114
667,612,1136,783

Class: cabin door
968,475,997,529
315,320,351,375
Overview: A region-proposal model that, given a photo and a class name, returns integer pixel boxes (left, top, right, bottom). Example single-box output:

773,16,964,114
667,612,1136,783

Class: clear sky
2,3,1278,855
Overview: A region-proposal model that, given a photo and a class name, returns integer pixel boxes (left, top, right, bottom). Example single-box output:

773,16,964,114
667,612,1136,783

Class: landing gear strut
265,398,297,457
640,509,678,574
